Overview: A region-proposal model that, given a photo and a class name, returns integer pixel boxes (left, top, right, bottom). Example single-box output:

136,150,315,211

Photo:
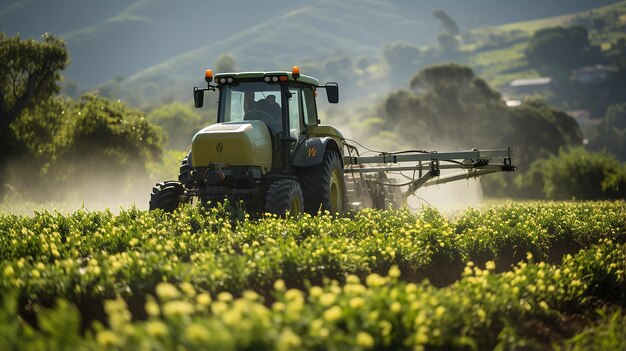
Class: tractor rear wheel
149,181,184,212
298,151,347,214
178,155,192,184
264,179,304,216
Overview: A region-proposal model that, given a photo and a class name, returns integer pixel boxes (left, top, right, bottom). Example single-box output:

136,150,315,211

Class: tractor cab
193,68,340,173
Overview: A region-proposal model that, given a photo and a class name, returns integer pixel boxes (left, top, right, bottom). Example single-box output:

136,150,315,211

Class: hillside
117,0,625,106
1,0,615,93
462,0,626,88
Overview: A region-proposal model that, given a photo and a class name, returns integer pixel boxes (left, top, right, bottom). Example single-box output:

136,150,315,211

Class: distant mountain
121,0,435,102
1,0,617,95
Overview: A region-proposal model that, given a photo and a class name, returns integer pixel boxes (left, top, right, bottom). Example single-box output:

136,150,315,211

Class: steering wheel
243,109,274,121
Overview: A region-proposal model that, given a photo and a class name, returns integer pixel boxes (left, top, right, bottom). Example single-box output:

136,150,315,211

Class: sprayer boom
343,147,514,207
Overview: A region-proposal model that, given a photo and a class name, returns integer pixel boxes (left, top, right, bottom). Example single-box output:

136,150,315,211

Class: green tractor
150,66,515,215
150,67,347,215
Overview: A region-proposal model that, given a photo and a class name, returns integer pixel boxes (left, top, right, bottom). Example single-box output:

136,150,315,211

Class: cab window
288,88,302,140
302,88,318,126
219,82,283,134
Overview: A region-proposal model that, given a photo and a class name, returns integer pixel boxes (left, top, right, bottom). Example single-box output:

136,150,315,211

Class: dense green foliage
0,33,68,143
148,102,207,151
0,34,166,202
524,26,600,78
540,147,626,200
4,93,163,201
0,202,624,349
587,103,626,160
383,64,509,149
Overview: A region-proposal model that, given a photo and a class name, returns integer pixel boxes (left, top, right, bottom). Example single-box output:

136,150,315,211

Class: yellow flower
31,269,41,278
146,321,168,337
309,286,323,298
211,301,228,315
414,310,426,325
185,323,210,343
272,301,286,312
349,297,365,309
476,308,486,322
162,300,194,317
356,332,375,348
323,306,342,323
539,301,549,311
414,330,428,344
388,266,401,278
274,279,286,292
145,300,160,317
156,282,180,300
485,261,495,271
277,328,302,351
285,289,304,302
435,306,446,318
197,293,212,306
346,274,360,284
96,330,120,346
319,293,336,307
3,266,14,277
243,290,260,301
390,301,402,314
217,291,233,303
365,273,386,287
180,282,196,297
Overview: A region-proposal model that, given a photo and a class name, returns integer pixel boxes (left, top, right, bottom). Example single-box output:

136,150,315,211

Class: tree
524,26,600,77
149,102,207,150
215,54,236,73
541,147,626,200
387,63,506,147
433,10,460,55
433,10,460,36
507,100,582,168
50,94,162,200
587,103,626,160
0,33,69,142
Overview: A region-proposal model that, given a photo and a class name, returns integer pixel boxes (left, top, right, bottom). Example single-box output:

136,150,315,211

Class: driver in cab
245,94,282,133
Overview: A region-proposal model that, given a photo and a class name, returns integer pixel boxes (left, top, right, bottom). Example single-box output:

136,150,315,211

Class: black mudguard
292,137,339,167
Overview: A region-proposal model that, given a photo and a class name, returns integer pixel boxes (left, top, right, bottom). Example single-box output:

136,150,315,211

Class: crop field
0,202,625,350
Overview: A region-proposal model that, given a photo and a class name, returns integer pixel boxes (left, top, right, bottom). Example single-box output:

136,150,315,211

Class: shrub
541,147,626,200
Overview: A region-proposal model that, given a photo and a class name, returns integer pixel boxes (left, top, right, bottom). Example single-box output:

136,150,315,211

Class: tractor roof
214,71,320,86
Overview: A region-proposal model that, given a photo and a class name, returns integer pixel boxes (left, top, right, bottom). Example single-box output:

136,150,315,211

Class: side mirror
193,87,204,108
325,82,339,103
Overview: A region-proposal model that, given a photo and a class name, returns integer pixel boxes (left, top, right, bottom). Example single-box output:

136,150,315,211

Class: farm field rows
0,202,625,350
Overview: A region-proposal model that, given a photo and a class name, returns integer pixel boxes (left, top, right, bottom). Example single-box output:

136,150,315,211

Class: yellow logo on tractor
308,146,317,157
216,142,224,153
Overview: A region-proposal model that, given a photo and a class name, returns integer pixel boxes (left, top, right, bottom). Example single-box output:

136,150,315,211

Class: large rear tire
149,181,184,212
298,151,347,214
264,179,304,216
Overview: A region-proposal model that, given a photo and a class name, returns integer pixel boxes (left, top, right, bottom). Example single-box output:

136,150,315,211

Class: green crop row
1,202,624,304
1,240,623,350
0,201,624,349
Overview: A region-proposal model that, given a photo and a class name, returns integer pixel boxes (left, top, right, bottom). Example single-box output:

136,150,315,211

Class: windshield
219,82,283,133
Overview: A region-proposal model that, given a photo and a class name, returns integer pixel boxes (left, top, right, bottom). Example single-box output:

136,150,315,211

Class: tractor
149,66,515,215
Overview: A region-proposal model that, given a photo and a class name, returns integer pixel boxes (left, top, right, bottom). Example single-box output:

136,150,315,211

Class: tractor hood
191,121,272,174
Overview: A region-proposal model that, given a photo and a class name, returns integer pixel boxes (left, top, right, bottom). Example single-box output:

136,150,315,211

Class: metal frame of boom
343,147,514,200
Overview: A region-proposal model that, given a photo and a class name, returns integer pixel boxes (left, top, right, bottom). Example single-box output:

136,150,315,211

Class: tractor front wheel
149,181,184,212
298,151,347,214
264,179,304,216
